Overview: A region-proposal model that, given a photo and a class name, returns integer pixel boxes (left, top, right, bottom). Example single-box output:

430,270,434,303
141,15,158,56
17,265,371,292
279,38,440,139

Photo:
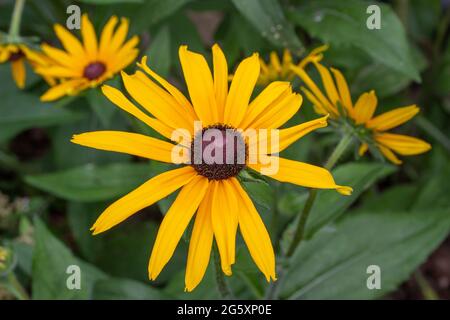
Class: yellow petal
377,145,402,165
41,44,78,69
291,65,338,116
366,105,419,131
248,91,302,130
101,85,175,141
269,51,282,72
109,17,129,54
110,35,139,71
11,59,26,89
185,184,214,292
212,44,228,122
71,131,185,163
239,81,291,129
81,14,98,60
330,67,353,116
375,133,431,155
256,115,329,154
179,45,218,125
358,143,369,156
92,166,198,235
248,156,352,195
54,24,86,58
148,175,209,280
99,16,118,57
314,63,340,106
137,56,196,118
230,179,276,281
224,53,260,127
353,90,377,125
35,65,80,78
121,71,194,133
40,79,86,101
210,179,239,275
301,87,328,116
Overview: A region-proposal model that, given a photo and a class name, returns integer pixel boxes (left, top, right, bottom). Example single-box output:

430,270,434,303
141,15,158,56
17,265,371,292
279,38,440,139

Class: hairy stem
286,133,353,258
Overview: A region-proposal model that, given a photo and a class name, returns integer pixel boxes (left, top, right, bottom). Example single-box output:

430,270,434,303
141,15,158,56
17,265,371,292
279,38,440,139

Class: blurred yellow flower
36,14,139,102
0,43,48,88
258,45,328,86
71,44,351,291
292,64,431,164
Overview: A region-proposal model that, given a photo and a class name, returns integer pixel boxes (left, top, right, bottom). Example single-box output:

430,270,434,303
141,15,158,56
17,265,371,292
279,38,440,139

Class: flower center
8,50,24,62
190,124,247,180
83,62,106,80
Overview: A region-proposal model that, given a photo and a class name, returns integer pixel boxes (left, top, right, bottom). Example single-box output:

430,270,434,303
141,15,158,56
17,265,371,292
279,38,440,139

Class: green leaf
93,278,171,299
32,218,106,299
0,66,83,143
25,163,153,202
280,162,396,246
78,0,143,4
288,0,421,81
279,207,450,299
131,0,191,31
231,0,303,52
86,87,117,128
145,25,171,77
436,43,450,95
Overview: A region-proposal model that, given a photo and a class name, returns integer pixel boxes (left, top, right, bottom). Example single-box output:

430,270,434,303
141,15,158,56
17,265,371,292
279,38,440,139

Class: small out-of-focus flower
257,45,328,86
0,246,11,272
36,14,139,102
292,63,431,164
0,43,48,88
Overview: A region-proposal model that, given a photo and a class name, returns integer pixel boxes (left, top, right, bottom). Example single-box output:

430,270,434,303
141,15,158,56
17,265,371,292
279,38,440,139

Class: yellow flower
71,44,351,291
292,63,431,164
0,43,45,88
258,45,328,86
36,14,139,102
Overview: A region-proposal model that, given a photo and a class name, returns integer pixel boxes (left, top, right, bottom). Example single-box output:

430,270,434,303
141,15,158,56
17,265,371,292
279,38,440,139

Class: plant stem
415,115,450,154
8,0,26,40
434,7,450,56
213,242,231,299
414,270,439,300
286,133,353,258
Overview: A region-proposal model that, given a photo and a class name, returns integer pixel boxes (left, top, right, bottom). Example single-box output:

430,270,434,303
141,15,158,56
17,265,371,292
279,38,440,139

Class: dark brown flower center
191,124,247,180
8,50,24,62
83,62,106,80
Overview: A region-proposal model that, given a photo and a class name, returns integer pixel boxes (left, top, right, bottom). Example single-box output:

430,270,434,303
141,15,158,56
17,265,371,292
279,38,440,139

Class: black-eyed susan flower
0,43,45,88
36,14,139,102
292,63,431,164
71,44,351,291
258,45,328,86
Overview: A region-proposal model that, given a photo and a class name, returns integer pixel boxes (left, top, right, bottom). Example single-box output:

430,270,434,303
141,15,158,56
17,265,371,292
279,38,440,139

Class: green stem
8,0,26,40
434,7,450,56
414,270,439,300
415,115,450,154
213,242,231,299
286,133,353,258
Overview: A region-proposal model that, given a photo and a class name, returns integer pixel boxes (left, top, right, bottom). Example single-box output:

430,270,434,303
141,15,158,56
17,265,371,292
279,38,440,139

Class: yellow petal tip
336,186,353,196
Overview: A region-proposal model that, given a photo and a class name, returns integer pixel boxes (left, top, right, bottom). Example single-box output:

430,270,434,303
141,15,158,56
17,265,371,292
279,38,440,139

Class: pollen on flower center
83,61,106,80
190,124,247,180
8,50,24,62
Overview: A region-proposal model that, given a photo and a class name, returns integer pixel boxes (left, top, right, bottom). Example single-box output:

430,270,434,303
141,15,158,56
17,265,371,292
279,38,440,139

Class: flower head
71,44,351,291
36,14,139,101
293,63,431,164
258,45,328,86
0,43,47,88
